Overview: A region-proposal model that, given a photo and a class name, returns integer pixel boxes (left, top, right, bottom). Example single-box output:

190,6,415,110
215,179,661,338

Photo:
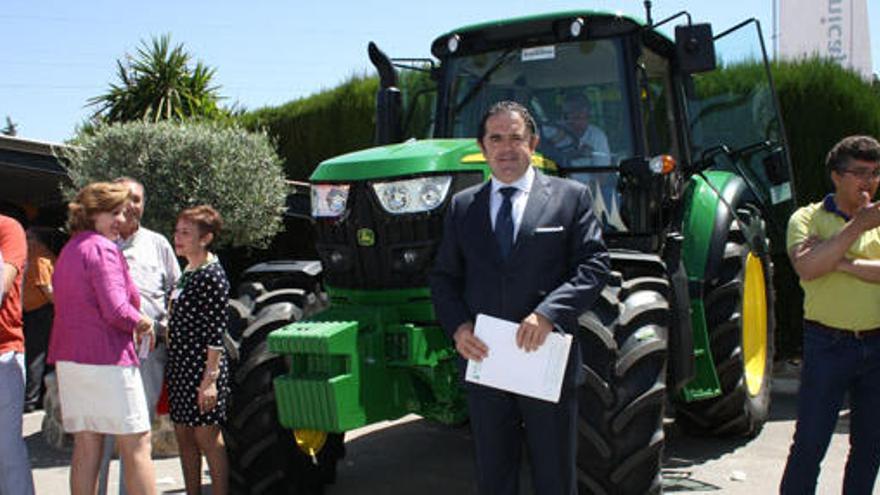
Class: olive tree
64,120,287,248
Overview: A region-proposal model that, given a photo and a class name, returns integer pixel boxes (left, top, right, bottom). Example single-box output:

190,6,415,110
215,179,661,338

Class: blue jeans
0,351,35,495
780,322,880,494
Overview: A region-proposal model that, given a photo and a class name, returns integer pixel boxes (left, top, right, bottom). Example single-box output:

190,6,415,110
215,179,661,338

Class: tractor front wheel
576,252,670,495
224,299,344,495
675,207,775,436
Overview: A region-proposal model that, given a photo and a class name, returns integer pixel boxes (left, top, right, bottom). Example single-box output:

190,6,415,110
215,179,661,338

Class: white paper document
465,313,572,403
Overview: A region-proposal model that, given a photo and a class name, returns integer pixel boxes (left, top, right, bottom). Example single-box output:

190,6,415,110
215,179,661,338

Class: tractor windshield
442,38,635,229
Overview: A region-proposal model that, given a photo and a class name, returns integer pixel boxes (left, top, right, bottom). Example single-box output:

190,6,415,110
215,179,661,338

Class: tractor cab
439,32,637,230
385,11,795,245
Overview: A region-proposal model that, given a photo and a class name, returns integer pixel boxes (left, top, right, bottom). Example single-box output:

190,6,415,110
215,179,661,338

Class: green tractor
224,6,796,494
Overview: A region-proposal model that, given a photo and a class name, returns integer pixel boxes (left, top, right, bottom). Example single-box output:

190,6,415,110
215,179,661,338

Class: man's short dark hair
562,92,589,110
477,101,538,143
826,135,880,174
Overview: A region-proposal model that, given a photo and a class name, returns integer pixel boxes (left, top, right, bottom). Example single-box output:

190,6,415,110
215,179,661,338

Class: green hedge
239,75,378,180
773,59,880,200
238,69,437,180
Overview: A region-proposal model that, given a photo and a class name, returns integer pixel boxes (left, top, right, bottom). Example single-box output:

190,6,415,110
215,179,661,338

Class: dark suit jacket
430,170,610,385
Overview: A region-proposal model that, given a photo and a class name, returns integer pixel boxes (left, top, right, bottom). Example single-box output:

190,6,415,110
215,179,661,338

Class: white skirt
56,361,150,434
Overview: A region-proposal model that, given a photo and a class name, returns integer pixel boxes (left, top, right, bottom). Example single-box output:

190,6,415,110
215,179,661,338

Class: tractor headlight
311,184,350,217
371,175,452,214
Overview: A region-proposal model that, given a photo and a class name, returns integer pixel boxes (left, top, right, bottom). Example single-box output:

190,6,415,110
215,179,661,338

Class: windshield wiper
452,48,517,115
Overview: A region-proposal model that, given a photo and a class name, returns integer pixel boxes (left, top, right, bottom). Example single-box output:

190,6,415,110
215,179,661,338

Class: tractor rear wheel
224,300,344,495
576,252,670,495
675,208,775,436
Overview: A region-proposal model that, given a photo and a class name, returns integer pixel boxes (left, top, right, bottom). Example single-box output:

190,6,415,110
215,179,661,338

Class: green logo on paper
357,228,375,247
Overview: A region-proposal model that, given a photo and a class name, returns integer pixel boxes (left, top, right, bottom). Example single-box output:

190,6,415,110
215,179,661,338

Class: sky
3,0,879,143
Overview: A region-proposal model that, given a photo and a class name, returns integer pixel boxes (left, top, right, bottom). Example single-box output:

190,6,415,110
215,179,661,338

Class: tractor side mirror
675,23,716,74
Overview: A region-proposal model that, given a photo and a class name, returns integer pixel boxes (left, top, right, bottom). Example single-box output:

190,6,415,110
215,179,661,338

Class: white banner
779,0,873,80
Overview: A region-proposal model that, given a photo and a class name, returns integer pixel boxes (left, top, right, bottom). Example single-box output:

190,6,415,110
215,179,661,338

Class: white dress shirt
117,226,181,331
579,124,611,166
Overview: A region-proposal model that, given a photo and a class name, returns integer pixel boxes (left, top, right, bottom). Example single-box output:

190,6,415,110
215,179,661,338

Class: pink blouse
48,231,143,366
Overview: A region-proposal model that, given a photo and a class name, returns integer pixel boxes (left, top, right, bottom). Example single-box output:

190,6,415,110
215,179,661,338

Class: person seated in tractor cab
543,93,611,167
542,93,623,231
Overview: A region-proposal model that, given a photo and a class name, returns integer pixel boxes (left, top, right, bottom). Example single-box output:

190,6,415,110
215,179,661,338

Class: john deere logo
357,228,375,247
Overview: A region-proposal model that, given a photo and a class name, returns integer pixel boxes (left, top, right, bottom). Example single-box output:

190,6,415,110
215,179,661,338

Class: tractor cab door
684,19,796,247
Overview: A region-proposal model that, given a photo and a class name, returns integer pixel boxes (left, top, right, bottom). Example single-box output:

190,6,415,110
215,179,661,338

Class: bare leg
174,425,203,495
71,431,105,495
194,425,229,495
116,431,155,495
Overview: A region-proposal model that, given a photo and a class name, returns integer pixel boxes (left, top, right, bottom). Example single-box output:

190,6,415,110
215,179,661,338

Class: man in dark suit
430,101,610,495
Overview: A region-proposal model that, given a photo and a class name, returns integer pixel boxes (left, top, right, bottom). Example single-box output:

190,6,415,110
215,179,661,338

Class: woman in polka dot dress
167,205,230,495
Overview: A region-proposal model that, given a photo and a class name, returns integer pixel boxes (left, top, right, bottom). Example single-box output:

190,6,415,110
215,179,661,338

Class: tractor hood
310,138,486,182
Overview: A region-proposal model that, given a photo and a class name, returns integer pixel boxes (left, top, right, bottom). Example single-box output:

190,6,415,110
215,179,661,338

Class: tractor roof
431,10,663,58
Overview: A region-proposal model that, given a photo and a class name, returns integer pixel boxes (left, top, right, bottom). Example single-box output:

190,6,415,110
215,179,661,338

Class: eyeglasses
841,167,880,180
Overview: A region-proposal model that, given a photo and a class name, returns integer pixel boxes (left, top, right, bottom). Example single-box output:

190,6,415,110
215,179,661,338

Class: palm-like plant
89,34,224,123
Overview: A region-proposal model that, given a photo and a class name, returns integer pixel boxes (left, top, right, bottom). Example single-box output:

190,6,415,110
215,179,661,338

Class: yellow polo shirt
787,198,880,330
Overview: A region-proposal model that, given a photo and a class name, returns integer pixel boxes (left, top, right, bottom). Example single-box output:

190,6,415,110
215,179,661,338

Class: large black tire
577,252,670,495
224,300,344,495
675,207,775,437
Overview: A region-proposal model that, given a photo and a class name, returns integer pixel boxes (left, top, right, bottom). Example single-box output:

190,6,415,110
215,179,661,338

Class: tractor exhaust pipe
368,42,403,145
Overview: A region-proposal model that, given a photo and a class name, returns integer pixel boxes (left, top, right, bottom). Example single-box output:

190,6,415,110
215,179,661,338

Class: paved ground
25,371,880,494
325,389,878,495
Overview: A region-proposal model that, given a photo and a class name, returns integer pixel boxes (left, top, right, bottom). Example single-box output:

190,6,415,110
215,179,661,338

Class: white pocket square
535,226,564,233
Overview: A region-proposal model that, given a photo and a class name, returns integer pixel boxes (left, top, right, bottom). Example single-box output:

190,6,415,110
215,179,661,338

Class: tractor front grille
314,172,483,290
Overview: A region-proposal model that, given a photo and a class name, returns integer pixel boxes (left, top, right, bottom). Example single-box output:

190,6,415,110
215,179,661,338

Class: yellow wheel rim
293,429,327,459
742,252,768,396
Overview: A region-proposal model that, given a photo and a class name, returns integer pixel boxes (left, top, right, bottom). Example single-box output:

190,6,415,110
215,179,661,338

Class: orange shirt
0,215,27,354
23,242,55,312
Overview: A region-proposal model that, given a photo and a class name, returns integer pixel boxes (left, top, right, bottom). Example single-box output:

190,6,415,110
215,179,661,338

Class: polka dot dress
167,259,230,426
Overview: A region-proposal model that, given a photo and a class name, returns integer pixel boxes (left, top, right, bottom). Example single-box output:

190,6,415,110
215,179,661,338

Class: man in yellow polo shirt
781,135,880,494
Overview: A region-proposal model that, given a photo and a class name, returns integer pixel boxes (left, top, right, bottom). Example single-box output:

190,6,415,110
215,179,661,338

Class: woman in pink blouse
48,182,156,495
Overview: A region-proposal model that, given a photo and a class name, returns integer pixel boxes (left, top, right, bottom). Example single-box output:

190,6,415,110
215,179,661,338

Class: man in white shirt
98,177,181,495
560,93,611,166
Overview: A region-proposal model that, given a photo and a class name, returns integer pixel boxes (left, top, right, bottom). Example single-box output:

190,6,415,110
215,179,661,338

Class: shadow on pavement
662,470,723,492
659,389,804,492
664,423,751,467
768,390,798,422
24,429,70,469
323,389,809,494
661,423,750,492
325,402,777,495
326,418,480,495
162,486,211,495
